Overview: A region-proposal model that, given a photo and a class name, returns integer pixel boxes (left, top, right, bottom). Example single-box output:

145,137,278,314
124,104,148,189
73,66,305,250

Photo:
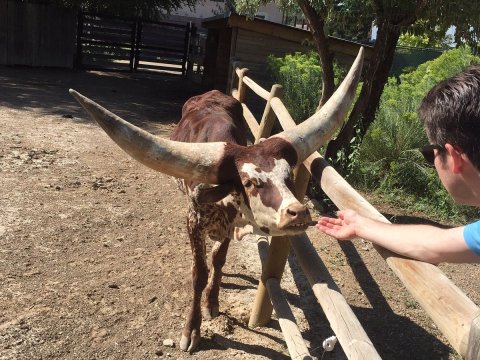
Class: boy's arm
316,210,479,264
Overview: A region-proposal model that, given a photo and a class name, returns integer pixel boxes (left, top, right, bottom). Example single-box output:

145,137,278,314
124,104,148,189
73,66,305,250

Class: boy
316,65,480,264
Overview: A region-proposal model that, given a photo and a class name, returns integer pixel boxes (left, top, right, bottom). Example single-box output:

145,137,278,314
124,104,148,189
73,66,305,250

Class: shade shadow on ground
287,248,452,359
0,67,203,134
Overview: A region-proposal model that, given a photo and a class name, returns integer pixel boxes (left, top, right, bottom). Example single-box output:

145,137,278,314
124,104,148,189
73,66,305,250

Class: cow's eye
243,180,253,188
243,179,263,189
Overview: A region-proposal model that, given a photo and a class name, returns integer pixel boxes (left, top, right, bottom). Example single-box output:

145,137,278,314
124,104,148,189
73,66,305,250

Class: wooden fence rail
257,237,314,360
230,46,480,359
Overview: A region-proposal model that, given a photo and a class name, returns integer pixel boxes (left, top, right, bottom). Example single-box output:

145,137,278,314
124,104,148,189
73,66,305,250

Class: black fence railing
76,12,196,76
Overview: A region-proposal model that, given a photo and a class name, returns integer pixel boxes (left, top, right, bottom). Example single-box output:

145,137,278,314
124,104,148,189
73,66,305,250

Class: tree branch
296,0,335,107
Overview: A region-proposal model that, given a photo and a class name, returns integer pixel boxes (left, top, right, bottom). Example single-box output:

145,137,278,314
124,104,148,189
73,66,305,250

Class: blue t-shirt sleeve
464,220,480,256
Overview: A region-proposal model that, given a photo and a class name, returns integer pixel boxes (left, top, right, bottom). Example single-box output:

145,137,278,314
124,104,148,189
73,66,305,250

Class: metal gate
134,20,192,75
76,13,194,76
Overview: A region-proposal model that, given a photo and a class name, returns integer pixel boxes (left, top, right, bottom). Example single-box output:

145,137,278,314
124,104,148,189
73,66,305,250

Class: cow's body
170,90,310,350
171,90,248,145
69,46,363,354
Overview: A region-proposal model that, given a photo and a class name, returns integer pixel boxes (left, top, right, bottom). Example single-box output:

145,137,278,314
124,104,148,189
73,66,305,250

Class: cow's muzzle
278,202,312,231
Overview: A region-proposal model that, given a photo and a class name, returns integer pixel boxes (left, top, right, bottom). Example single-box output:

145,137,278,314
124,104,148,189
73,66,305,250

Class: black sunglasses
419,144,445,165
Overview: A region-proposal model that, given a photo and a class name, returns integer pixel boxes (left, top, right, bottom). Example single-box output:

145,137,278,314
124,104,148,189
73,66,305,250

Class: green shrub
355,47,480,221
267,52,345,122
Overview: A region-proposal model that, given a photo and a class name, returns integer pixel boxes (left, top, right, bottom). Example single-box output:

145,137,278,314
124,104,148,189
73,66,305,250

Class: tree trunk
296,0,335,107
324,19,402,165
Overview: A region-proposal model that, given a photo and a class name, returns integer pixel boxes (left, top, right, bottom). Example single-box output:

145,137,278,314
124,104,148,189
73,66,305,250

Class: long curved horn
274,47,364,165
69,89,225,184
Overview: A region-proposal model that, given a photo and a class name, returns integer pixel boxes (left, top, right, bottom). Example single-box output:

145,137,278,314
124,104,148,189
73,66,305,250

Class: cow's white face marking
240,158,300,233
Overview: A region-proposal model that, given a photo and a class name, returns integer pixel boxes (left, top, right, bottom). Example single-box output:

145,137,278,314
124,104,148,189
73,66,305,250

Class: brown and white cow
70,48,363,352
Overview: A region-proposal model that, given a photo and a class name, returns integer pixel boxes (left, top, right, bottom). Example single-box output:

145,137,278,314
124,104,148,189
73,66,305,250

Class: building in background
165,1,287,28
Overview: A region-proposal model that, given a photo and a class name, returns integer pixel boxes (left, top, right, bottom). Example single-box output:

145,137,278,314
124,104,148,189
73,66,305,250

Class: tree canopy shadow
0,66,203,134
285,242,453,359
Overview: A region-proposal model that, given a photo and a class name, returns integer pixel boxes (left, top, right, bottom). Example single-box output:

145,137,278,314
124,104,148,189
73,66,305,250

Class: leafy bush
267,52,345,122
355,47,480,221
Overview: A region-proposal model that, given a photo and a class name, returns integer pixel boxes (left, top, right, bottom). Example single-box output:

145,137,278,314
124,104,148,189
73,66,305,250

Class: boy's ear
445,143,463,174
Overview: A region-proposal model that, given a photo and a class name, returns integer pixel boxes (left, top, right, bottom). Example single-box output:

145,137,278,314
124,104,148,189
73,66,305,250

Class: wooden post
249,82,311,328
235,68,249,103
249,235,291,328
186,23,196,76
229,61,240,96
249,165,311,328
255,84,283,143
257,237,313,360
265,278,313,360
467,314,480,360
129,19,137,72
249,84,302,328
182,21,192,77
75,11,83,69
293,164,310,203
134,20,142,71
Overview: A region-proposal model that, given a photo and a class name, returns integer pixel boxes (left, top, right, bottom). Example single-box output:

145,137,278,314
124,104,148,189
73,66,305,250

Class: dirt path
1,67,478,360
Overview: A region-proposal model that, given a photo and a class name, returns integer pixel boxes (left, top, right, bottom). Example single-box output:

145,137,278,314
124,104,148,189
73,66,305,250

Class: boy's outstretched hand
315,209,360,240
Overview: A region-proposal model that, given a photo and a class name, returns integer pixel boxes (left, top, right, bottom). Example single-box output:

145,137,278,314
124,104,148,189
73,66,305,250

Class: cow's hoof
202,305,219,320
180,331,200,352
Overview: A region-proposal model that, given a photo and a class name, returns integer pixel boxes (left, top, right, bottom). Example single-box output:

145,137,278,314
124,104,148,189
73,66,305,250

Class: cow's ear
196,183,236,204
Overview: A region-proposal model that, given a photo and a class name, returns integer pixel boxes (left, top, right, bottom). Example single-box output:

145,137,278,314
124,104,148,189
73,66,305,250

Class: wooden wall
226,27,313,118
202,15,372,105
0,0,7,65
231,28,313,87
0,1,76,68
202,28,233,90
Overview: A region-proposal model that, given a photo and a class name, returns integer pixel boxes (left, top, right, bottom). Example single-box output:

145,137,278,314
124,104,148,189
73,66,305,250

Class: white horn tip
69,88,82,101
69,89,92,107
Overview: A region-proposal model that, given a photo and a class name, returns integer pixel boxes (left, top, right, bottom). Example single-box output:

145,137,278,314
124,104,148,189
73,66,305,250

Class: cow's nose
279,203,311,228
286,203,310,220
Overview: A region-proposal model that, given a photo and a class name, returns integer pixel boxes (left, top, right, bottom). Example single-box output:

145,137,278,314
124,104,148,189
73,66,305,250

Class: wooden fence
231,47,480,359
77,12,194,75
0,0,76,68
0,1,195,75
77,13,136,72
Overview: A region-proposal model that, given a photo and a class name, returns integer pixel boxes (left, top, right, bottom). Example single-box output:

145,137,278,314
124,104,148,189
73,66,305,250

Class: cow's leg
202,237,231,319
180,224,208,352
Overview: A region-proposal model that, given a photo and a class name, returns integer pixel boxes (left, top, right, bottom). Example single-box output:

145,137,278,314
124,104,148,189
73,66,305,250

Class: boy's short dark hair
418,64,480,171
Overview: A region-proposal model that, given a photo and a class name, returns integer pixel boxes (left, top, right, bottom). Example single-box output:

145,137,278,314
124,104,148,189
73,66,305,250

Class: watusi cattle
70,47,364,352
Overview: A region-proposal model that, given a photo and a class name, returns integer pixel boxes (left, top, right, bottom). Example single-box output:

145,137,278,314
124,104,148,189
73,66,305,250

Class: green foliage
413,2,479,52
267,51,344,122
234,0,263,19
398,31,454,49
234,0,480,58
353,47,480,221
334,125,363,180
326,0,375,43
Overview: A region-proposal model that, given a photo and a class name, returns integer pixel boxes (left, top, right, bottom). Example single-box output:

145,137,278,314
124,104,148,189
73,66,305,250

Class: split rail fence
230,48,480,360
